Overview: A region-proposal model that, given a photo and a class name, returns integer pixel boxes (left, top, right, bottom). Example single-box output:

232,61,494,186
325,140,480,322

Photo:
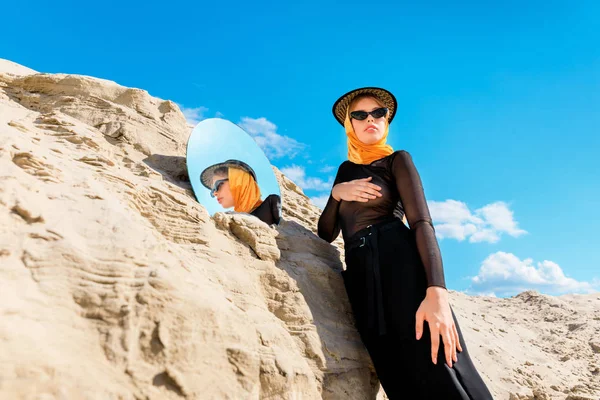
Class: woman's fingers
453,339,458,363
354,178,382,191
354,191,375,201
341,177,382,202
453,323,462,353
359,181,382,191
353,194,370,202
429,323,440,365
352,186,381,201
360,185,382,197
415,309,425,340
356,182,382,199
450,322,458,363
352,187,374,202
356,189,379,199
442,328,455,368
430,323,457,368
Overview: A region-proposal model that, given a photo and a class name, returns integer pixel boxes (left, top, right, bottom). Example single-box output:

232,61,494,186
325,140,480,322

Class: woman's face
349,96,388,145
211,173,234,209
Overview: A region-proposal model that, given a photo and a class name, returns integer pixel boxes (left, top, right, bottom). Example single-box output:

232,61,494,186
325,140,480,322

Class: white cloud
469,229,500,244
176,104,225,127
476,291,498,298
280,165,305,183
428,200,526,243
460,289,498,298
434,223,479,241
319,165,335,173
428,199,482,225
477,202,527,237
178,105,209,126
280,165,333,191
310,195,330,209
238,117,305,159
468,251,597,296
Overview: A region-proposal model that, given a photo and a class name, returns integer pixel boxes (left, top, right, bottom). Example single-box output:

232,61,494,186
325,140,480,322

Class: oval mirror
186,118,282,225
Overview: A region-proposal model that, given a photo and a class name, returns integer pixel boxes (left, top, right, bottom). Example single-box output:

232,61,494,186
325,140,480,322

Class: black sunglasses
210,178,228,198
350,107,388,121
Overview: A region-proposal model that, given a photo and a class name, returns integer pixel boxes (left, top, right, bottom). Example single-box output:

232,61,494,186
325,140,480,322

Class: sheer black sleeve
317,163,346,243
392,151,446,289
271,195,281,225
249,194,280,226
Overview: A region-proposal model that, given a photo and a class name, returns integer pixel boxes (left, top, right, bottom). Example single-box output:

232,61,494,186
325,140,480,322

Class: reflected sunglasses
210,178,229,197
350,107,388,121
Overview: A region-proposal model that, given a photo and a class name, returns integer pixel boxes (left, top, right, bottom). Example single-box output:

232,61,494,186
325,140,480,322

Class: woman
318,87,493,399
200,159,281,225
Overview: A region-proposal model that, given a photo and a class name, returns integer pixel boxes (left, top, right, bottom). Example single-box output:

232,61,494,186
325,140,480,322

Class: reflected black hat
200,159,257,190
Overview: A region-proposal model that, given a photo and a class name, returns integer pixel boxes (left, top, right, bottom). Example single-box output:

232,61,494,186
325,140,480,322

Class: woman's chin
358,135,383,145
360,139,380,146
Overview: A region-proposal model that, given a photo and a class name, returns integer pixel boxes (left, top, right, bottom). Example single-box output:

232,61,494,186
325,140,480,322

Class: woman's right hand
332,177,382,202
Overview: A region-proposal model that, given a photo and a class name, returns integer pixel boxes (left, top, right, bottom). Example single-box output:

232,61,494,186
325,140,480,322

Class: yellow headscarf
228,167,263,213
344,109,394,164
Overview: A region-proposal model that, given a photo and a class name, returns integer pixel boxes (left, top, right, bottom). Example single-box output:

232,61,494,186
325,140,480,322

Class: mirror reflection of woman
200,159,281,226
318,87,493,399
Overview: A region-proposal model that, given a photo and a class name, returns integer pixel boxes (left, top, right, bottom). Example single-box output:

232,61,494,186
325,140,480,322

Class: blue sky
2,1,598,297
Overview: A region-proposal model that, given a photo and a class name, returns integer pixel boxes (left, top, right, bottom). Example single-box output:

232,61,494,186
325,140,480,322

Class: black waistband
345,217,403,251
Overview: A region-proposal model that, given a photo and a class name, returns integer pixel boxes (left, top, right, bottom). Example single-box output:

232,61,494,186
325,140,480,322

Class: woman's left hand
415,286,462,368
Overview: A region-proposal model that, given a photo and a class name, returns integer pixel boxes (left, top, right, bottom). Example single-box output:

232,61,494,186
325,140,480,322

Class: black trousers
342,218,494,400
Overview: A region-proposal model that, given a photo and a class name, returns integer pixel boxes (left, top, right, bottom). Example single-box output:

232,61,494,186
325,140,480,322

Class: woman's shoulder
329,160,354,177
264,194,281,204
374,149,410,166
381,150,416,173
388,149,414,164
391,149,411,158
265,194,282,225
338,160,354,168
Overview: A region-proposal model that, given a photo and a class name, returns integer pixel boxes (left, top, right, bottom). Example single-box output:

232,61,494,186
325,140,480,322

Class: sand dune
1,59,598,400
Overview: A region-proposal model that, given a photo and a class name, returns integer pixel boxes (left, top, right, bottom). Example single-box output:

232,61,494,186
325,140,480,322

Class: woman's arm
317,197,341,243
392,150,446,288
271,194,282,225
393,150,461,368
317,164,345,243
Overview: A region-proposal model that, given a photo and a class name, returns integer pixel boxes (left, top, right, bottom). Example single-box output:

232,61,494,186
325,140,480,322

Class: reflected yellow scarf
229,167,263,213
344,111,393,164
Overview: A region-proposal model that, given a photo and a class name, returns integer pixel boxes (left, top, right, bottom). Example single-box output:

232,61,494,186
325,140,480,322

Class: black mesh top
317,150,446,288
250,194,281,226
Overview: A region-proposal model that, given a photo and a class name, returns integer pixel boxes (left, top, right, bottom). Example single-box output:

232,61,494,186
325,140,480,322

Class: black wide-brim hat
332,87,397,126
200,159,257,190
